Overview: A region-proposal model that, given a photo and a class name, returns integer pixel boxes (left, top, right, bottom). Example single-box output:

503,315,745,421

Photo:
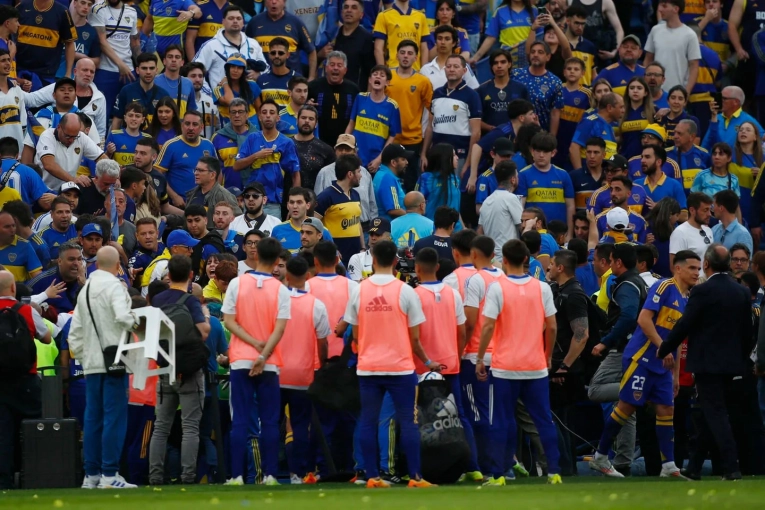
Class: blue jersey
528,255,546,281
154,74,197,117
36,104,80,129
537,230,559,259
211,131,241,188
372,165,406,222
113,82,171,122
623,278,687,374
555,86,591,169
155,128,177,148
0,158,51,205
515,164,574,224
594,62,645,97
691,44,722,104
57,23,101,78
475,168,498,205
455,0,481,34
213,80,261,123
271,221,334,253
511,67,563,132
40,224,77,260
106,130,152,167
476,122,515,172
222,230,245,260
569,167,604,211
476,79,529,129
698,17,730,62
596,209,647,244
236,131,300,203
155,136,217,196
128,243,164,275
350,93,402,166
485,5,540,67
257,69,299,107
635,174,688,210
657,111,700,148
0,236,41,283
149,0,195,56
588,183,648,216
571,112,619,164
620,106,650,160
415,171,461,221
28,268,82,313
16,0,77,78
188,0,228,53
627,157,683,192
667,145,710,192
28,233,50,271
246,12,315,72
58,320,85,389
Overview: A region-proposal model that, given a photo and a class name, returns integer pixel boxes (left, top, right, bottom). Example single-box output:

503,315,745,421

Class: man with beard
669,192,714,264
644,62,669,109
564,6,598,87
182,62,219,139
128,217,163,286
634,145,687,215
594,35,645,97
133,138,183,216
595,176,647,243
272,187,333,253
314,154,364,265
230,182,281,237
256,37,301,107
111,53,170,130
511,41,563,135
78,222,104,271
278,76,310,137
476,49,529,134
588,154,648,216
293,105,335,191
185,156,241,227
308,51,359,147
154,44,196,117
569,93,623,170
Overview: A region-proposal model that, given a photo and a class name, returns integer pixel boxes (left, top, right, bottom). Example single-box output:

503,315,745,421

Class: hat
54,77,76,91
603,154,628,171
167,229,200,248
302,217,324,233
225,55,247,68
642,124,667,142
380,144,414,164
368,217,391,234
335,133,356,149
606,208,630,230
621,34,642,47
60,182,80,194
492,137,514,156
81,223,103,238
226,186,243,197
243,182,266,195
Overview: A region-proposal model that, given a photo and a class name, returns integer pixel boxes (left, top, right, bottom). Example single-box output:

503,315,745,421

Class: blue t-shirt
155,136,217,196
57,23,101,78
372,165,406,222
475,168,498,205
28,268,81,313
554,86,591,170
235,131,300,203
569,167,604,211
538,230,559,259
154,74,198,117
152,289,206,324
511,67,563,132
350,93,402,166
528,255,546,281
391,213,435,248
106,130,152,167
113,82,172,121
575,262,600,297
570,112,618,166
415,171,461,221
0,158,51,205
596,209,648,244
271,221,334,253
635,174,687,209
515,164,574,224
476,78,529,129
476,122,515,172
594,62,645,97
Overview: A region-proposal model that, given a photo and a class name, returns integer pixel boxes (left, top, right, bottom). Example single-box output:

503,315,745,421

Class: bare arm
308,50,318,81
374,39,385,66
95,26,132,77
642,52,654,68
569,142,582,170
562,316,588,367
471,36,497,63
142,12,154,36
64,41,75,78
420,42,428,67
685,60,699,96
602,0,624,48
544,314,557,368
549,108,561,136
637,308,662,348
317,336,328,366
186,30,198,63
40,155,74,183
345,119,356,134
728,0,748,59
565,197,575,239
456,323,467,358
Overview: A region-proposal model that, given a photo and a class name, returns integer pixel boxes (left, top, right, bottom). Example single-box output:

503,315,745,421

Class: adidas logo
120,144,127,149
484,95,491,100
360,110,366,114
182,153,188,158
673,300,679,307
206,14,213,19
365,295,392,312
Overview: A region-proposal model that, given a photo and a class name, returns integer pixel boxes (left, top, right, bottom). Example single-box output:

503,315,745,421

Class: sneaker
350,471,367,485
263,475,280,486
548,474,563,485
81,474,100,489
661,465,691,480
290,474,303,485
589,454,624,478
482,476,506,486
503,469,516,482
366,477,391,489
680,469,701,481
408,478,437,488
512,462,529,477
380,471,404,484
302,473,318,484
224,476,244,486
459,471,483,482
98,473,137,489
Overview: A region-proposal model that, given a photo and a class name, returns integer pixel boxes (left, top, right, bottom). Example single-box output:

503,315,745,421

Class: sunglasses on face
243,193,262,199
270,50,286,56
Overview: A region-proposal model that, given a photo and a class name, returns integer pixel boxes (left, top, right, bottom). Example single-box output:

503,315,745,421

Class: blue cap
81,223,103,238
167,229,200,248
368,217,391,234
226,55,247,68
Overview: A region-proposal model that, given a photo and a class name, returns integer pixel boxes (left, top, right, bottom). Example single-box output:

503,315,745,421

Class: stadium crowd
0,0,764,492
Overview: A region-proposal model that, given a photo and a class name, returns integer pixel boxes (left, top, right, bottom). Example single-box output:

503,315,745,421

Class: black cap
368,217,391,234
242,182,267,195
247,58,269,73
54,78,76,91
380,144,414,165
492,137,514,156
603,154,628,171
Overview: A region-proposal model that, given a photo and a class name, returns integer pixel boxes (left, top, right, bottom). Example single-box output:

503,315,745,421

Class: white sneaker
98,473,137,489
589,454,624,478
290,474,303,485
81,474,100,489
224,476,244,486
263,475,280,486
660,464,690,480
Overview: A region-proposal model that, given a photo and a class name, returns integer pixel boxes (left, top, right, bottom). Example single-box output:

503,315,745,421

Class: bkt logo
433,397,463,431
365,296,392,312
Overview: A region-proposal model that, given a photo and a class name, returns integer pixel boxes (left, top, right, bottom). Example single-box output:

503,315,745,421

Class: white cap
606,208,630,230
60,181,80,194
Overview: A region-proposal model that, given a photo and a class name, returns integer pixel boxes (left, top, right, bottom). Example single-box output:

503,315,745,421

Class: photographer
68,246,140,490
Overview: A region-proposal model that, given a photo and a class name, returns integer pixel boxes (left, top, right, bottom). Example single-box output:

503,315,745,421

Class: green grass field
1,478,763,510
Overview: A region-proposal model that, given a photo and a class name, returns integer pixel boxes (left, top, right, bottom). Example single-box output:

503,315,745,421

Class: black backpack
158,294,209,379
0,303,35,379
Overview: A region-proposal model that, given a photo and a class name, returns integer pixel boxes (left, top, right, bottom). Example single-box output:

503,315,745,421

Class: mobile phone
711,92,722,106
538,7,548,16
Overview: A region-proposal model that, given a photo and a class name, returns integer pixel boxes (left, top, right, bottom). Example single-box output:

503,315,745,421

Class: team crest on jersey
166,7,173,15
153,99,159,107
452,104,459,111
125,17,131,23
35,15,42,24
694,157,701,166
232,244,238,253
14,97,18,104
285,24,292,33
641,111,646,118
653,294,660,303
7,253,15,263
410,85,416,92
540,85,549,94
632,193,640,201
479,184,486,191
74,148,81,155
153,178,160,186
574,97,581,106
83,32,89,40
633,391,642,401
414,23,419,29
92,103,97,111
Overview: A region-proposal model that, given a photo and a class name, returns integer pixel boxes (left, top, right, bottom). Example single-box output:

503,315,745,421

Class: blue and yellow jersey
211,131,240,188
570,112,618,162
315,182,362,263
106,130,151,166
372,5,431,70
245,11,315,72
35,105,80,129
188,0,228,53
213,80,261,122
235,131,301,203
620,106,650,160
690,45,722,103
28,232,50,270
594,62,645,97
730,153,761,223
635,174,688,210
154,75,197,118
350,93,402,167
667,145,710,192
678,0,705,23
149,0,195,56
427,25,470,53
485,5,538,67
657,111,700,147
256,69,297,107
372,165,406,222
515,164,574,224
16,0,76,78
475,168,498,206
410,0,438,28
277,103,299,138
697,17,730,62
40,224,77,261
569,167,604,210
113,82,171,123
155,135,217,196
271,220,334,253
628,157,683,189
596,209,647,244
588,182,648,216
624,278,687,374
555,86,591,169
570,37,598,87
0,235,41,284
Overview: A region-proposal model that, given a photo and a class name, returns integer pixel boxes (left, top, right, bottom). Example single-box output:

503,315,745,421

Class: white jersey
0,80,26,150
420,57,480,90
196,91,219,139
88,2,139,73
230,213,281,237
347,249,372,282
286,0,323,42
34,128,104,189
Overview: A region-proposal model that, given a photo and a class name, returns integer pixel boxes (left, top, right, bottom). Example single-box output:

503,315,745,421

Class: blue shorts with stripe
619,360,674,408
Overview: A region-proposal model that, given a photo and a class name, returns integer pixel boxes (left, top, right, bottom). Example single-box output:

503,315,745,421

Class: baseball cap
167,229,200,248
54,77,76,91
368,217,391,234
621,34,642,47
226,55,247,68
335,134,356,149
243,182,266,195
380,144,414,164
226,186,242,197
81,223,103,238
60,182,80,194
302,217,324,233
603,154,628,171
492,137,514,156
642,124,667,142
606,208,630,230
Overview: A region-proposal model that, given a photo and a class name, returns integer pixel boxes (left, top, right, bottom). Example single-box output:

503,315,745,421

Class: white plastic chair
114,306,176,389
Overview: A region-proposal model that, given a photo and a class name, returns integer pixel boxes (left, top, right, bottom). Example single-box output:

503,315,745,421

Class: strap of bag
85,283,105,351
107,5,126,40
0,162,19,191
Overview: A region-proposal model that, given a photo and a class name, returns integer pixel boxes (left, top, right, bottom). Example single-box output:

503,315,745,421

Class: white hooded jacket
193,29,268,92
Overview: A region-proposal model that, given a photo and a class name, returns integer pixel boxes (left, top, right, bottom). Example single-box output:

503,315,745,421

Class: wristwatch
558,362,570,371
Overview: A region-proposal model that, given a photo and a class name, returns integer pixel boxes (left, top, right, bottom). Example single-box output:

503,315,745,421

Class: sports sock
597,407,629,455
655,415,675,464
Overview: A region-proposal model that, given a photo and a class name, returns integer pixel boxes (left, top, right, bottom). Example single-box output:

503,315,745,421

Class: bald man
24,58,108,142
390,191,435,248
69,245,140,489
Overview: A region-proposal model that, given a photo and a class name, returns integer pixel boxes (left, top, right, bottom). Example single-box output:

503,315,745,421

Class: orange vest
279,291,319,388
129,331,158,406
308,274,350,358
491,276,547,373
452,265,477,300
464,269,504,355
229,274,283,367
357,278,414,373
414,283,460,375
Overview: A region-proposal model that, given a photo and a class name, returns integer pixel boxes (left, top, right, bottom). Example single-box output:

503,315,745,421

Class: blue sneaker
503,469,516,482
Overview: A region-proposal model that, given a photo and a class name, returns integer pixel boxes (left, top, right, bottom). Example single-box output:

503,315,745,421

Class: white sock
662,461,677,470
594,451,606,460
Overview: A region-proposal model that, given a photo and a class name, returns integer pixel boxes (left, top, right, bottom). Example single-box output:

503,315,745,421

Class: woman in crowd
645,197,681,278
657,85,700,146
691,142,740,198
428,0,471,60
730,121,764,226
620,76,654,159
135,176,163,227
511,123,544,170
416,143,462,222
149,97,182,149
214,55,261,125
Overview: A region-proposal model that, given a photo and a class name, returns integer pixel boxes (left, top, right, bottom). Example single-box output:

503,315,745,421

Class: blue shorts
619,361,674,407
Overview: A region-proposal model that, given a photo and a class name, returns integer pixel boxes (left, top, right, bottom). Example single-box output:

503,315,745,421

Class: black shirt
333,25,374,93
75,179,108,216
308,78,359,147
293,137,336,191
413,235,454,262
550,277,589,369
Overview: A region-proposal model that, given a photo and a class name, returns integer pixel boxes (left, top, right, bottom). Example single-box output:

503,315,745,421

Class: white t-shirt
482,275,556,380
417,282,467,325
280,289,332,389
221,273,292,372
0,84,26,149
347,249,372,281
34,128,104,189
197,91,219,139
644,22,702,91
230,213,281,237
669,221,713,261
420,58,480,90
478,189,523,260
238,260,257,275
88,3,139,72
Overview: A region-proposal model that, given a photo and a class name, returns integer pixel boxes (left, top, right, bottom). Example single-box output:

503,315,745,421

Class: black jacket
660,272,752,375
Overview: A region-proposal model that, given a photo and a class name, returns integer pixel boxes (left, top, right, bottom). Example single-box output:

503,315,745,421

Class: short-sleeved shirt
257,69,299,107
690,168,740,198
106,130,152,167
372,165,405,221
476,78,528,129
477,189,523,260
235,131,300,203
149,0,195,56
88,2,137,73
587,182,648,216
188,0,228,53
155,136,217,196
315,182,362,264
350,93,402,167
16,0,76,78
387,71,432,145
712,218,753,254
594,62,645,97
475,168,498,205
0,158,50,205
570,37,598,87
669,221,713,260
271,221,334,253
550,278,589,366
57,23,101,78
40,224,77,260
511,67,563,132
485,5,539,67
667,145,711,192
635,174,687,210
155,74,198,118
515,164,574,224
245,11,315,72
555,86,592,169
570,112,618,163
569,167,604,210
596,209,648,244
151,288,206,324
391,213,434,248
35,129,104,190
113,82,171,123
413,234,453,261
372,5,430,70
0,236,41,283
213,80,260,122
644,22,701,90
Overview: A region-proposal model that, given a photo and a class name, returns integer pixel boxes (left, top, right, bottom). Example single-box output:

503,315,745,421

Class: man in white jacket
68,245,140,490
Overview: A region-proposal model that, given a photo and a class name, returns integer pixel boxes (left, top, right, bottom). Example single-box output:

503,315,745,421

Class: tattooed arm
561,316,589,368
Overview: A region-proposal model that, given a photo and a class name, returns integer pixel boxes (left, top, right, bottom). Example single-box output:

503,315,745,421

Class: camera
396,246,419,287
